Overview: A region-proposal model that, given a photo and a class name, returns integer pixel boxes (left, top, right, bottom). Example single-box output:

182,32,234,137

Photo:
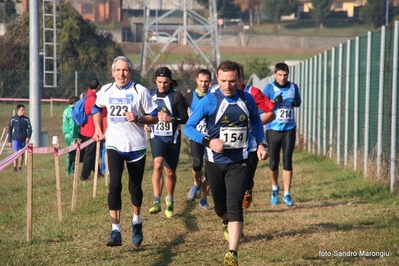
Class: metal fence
250,21,399,192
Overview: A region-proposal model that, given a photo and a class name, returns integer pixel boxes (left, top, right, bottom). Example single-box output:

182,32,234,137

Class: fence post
50,98,53,118
93,141,100,198
71,140,81,211
0,133,8,157
390,21,399,192
53,136,62,222
26,143,33,242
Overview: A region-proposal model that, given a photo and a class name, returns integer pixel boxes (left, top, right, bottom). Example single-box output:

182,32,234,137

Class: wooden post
53,142,62,222
105,149,109,186
26,143,33,242
0,133,8,156
0,126,6,144
50,98,54,117
93,141,100,198
71,140,81,211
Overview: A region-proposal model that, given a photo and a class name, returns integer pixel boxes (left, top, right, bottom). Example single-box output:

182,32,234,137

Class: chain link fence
251,21,399,191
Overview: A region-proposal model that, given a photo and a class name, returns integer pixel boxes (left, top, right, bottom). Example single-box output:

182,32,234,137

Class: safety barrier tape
0,138,95,172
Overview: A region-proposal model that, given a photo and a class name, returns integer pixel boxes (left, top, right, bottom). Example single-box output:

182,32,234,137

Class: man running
92,56,158,247
262,62,302,206
146,67,188,218
184,60,268,266
184,69,212,210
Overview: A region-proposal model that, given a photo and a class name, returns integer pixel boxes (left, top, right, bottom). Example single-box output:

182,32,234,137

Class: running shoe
149,201,161,214
165,197,174,218
132,222,143,247
224,251,238,266
270,185,280,205
242,190,252,209
222,220,229,241
106,230,122,246
283,193,295,206
187,184,198,201
199,199,212,210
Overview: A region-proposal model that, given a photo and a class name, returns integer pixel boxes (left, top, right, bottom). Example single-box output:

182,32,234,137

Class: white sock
132,215,142,225
272,184,279,191
284,191,290,196
112,223,120,232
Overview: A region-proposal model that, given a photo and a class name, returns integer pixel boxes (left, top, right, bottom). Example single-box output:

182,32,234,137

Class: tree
309,0,334,29
0,2,123,98
359,0,388,29
261,0,298,32
196,0,241,19
244,58,271,80
5,0,16,23
235,0,261,26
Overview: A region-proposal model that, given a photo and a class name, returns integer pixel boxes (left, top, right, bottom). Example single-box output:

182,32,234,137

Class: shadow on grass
144,201,200,265
243,215,399,244
149,234,186,266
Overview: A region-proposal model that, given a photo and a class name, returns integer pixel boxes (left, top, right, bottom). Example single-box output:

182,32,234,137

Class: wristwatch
259,140,268,148
137,116,142,123
170,117,176,123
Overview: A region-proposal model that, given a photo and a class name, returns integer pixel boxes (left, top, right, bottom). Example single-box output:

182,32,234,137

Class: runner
146,67,189,218
184,60,268,266
262,62,302,206
92,56,158,247
184,69,212,210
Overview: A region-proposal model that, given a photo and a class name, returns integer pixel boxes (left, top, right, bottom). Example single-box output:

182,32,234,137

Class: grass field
125,52,315,71
120,19,375,69
1,103,399,265
248,19,373,37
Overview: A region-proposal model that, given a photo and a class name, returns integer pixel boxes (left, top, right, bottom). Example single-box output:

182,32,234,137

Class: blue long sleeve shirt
184,88,264,163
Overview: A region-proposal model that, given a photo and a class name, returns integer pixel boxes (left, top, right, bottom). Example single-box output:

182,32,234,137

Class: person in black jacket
145,67,189,218
8,104,32,172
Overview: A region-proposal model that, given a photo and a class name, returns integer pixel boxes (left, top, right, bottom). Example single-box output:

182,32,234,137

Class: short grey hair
112,56,134,71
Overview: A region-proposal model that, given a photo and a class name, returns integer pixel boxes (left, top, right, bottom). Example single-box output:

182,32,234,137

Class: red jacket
80,88,97,138
241,84,274,113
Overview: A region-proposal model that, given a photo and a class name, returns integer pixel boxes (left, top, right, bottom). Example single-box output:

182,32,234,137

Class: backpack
71,94,94,126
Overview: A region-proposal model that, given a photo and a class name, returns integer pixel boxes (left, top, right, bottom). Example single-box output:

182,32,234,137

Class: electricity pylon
140,0,220,76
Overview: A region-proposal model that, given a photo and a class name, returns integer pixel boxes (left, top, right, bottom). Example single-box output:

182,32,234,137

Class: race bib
109,97,131,122
154,122,173,136
196,119,207,134
219,127,247,149
277,103,294,123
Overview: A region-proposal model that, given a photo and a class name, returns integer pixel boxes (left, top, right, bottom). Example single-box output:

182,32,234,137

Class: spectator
62,96,80,175
79,78,103,181
8,104,32,172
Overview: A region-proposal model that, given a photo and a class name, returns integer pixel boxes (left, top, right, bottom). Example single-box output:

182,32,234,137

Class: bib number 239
154,122,173,136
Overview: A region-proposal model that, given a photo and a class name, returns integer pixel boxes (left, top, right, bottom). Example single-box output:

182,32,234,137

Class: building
298,0,399,18
65,0,121,22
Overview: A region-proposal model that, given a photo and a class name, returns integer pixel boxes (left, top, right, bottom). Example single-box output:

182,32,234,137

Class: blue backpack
71,94,94,126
